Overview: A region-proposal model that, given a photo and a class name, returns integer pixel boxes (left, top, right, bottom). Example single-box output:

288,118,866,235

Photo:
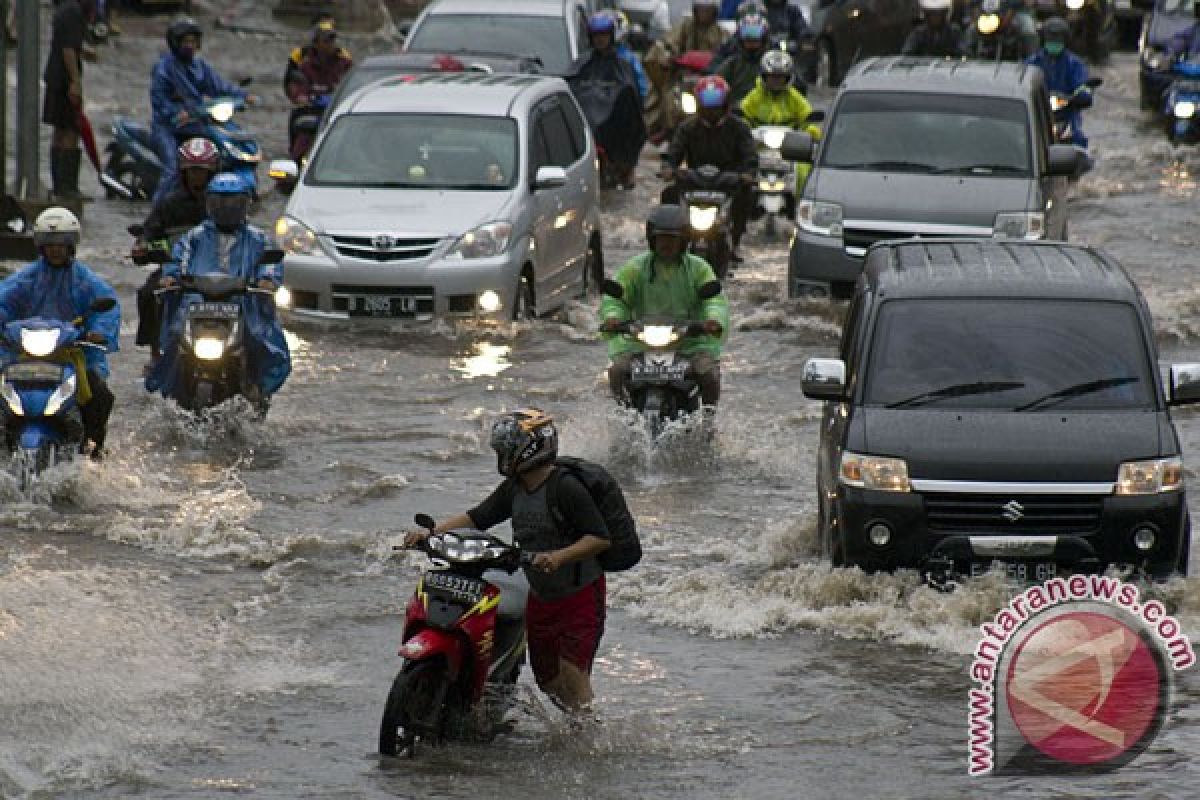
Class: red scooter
379,514,531,757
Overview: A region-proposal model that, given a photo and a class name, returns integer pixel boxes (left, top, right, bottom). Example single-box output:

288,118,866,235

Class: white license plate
970,561,1057,582
355,295,418,317
632,363,687,381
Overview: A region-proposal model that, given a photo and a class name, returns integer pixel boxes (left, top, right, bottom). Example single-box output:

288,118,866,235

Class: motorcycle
380,513,531,757
752,126,796,239
676,165,741,280
1049,77,1100,175
970,0,1032,62
568,77,645,190
152,249,285,414
0,298,117,489
103,91,261,202
287,92,331,164
602,280,722,440
1031,0,1116,64
669,50,715,134
1165,60,1200,145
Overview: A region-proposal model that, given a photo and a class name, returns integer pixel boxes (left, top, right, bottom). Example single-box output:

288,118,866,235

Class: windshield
863,299,1156,411
821,92,1032,177
407,14,569,74
307,113,518,189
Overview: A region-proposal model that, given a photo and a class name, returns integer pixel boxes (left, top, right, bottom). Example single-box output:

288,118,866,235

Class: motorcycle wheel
512,272,536,321
764,212,779,241
192,381,215,414
379,661,449,757
102,151,147,201
15,444,58,493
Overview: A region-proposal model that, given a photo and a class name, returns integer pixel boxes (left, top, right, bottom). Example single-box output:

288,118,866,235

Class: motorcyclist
715,14,770,106
902,0,965,57
1027,17,1092,150
600,204,730,412
645,1,728,140
284,21,353,161
612,11,650,100
741,49,821,191
964,0,1038,61
283,11,337,90
663,75,758,260
150,18,257,206
0,208,119,459
148,173,290,407
572,12,646,189
131,137,219,371
1167,0,1200,60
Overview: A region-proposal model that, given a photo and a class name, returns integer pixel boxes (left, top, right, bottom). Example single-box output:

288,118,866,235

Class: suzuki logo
372,234,396,250
1002,500,1025,522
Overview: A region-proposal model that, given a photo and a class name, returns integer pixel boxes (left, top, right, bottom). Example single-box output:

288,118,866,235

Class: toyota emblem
1001,500,1025,522
372,234,396,250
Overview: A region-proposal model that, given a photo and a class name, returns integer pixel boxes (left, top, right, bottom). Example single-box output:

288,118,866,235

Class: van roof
863,239,1139,303
344,71,555,116
841,57,1043,99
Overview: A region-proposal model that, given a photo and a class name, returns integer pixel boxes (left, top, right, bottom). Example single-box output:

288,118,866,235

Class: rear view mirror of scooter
414,513,437,531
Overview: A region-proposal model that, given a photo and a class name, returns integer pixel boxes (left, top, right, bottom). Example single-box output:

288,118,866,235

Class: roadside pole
15,0,39,199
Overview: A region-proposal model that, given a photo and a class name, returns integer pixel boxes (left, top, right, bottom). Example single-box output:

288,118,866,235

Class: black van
802,239,1195,581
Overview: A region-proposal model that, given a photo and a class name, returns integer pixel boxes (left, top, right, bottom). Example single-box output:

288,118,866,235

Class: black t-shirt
142,189,207,242
44,1,85,89
468,470,609,600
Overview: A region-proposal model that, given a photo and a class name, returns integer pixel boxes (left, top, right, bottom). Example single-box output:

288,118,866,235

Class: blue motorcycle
1164,60,1200,145
0,298,116,488
102,94,262,201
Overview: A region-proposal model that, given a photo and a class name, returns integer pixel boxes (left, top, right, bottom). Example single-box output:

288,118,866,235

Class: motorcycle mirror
127,223,145,237
90,297,117,313
602,279,625,299
414,513,437,531
257,248,286,266
698,280,722,299
806,109,826,123
1086,77,1103,89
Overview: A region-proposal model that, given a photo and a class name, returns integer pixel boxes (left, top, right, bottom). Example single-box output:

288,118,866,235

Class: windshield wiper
936,164,1027,175
1013,377,1139,412
885,381,1025,409
829,160,940,173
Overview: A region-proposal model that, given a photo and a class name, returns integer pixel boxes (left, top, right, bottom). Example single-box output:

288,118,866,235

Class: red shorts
525,576,606,687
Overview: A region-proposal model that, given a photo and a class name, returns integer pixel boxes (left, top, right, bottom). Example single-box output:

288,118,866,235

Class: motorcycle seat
484,568,529,621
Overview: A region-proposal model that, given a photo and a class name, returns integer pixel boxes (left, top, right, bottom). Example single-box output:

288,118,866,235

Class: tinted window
558,93,588,159
408,14,572,74
863,299,1155,410
530,118,550,173
309,114,518,189
539,107,577,167
821,92,1032,177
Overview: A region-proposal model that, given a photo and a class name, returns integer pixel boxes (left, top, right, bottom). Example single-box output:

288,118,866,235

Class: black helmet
1042,16,1069,43
489,409,558,477
645,204,688,248
167,18,202,56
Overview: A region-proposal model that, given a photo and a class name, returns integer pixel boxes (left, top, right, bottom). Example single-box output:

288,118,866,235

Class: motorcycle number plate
632,362,688,381
5,363,64,383
424,571,486,604
188,302,241,319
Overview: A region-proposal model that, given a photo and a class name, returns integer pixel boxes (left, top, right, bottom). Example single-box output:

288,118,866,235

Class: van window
538,106,578,168
558,93,588,160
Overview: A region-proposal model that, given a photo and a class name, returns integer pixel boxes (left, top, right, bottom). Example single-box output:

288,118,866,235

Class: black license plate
424,571,485,603
5,363,64,383
631,362,687,381
187,302,240,319
969,561,1057,582
349,295,420,318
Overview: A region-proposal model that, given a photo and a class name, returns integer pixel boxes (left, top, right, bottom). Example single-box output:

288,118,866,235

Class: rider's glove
703,319,723,336
601,318,625,333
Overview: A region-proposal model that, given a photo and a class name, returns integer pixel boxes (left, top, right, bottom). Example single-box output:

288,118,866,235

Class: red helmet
695,75,731,110
177,137,220,173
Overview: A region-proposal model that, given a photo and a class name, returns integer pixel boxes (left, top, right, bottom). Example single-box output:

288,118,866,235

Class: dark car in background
1139,0,1197,110
804,0,918,87
802,239,1194,582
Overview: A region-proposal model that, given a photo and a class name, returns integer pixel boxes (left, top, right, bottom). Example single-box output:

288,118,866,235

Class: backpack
546,457,641,572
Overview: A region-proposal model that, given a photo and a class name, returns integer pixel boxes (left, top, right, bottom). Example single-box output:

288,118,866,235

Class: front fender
18,421,65,451
398,628,466,679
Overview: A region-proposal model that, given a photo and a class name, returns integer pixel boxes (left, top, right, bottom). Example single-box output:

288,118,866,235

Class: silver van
269,73,602,321
781,57,1085,299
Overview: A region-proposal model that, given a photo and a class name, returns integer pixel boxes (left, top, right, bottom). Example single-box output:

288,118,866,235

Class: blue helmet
206,172,251,231
737,13,768,42
587,12,616,35
206,172,250,195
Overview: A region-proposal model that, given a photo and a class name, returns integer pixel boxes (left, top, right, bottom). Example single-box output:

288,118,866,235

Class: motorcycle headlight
977,14,1000,35
1065,0,1085,10
274,286,292,308
43,372,77,417
797,200,843,236
1116,457,1184,495
993,211,1045,240
193,337,226,361
681,92,697,115
209,100,236,123
1143,48,1167,71
688,205,719,232
1175,100,1196,119
839,452,911,492
763,129,787,150
20,328,60,358
447,222,513,260
638,325,679,348
0,379,23,416
1050,94,1069,112
274,216,318,256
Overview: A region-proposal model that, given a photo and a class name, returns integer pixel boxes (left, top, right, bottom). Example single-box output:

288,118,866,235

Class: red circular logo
1005,611,1165,766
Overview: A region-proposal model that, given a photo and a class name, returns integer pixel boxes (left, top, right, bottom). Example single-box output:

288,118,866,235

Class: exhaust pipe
99,171,135,200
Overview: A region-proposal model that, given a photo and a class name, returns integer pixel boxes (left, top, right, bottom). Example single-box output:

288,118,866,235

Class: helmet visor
206,193,250,229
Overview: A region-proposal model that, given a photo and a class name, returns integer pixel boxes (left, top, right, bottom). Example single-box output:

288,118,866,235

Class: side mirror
414,513,436,531
90,297,117,313
268,159,300,184
1046,144,1083,177
533,166,568,190
801,358,847,401
258,248,286,266
806,109,826,124
602,279,624,299
781,131,815,163
1169,364,1200,405
698,280,722,299
239,76,254,87
127,223,145,237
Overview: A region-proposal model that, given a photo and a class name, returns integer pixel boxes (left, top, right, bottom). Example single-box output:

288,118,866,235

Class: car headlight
20,328,60,358
478,290,502,313
1116,457,1184,495
839,452,911,492
638,325,679,348
797,199,843,236
762,129,787,150
43,372,77,417
209,100,236,123
977,13,1000,35
447,222,513,260
1,379,23,416
274,216,318,256
1175,100,1196,119
689,205,718,232
193,337,226,361
993,211,1045,240
681,92,697,115
1066,0,1085,10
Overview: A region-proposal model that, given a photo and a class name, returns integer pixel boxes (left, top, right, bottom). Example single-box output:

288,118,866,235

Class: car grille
330,234,442,262
843,229,968,258
924,494,1103,534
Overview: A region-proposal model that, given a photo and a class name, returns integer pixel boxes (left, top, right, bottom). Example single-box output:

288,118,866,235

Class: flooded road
1,10,1199,799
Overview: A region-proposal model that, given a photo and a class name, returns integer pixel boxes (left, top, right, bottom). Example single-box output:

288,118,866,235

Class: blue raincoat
616,43,650,99
146,221,290,398
0,259,120,377
1026,49,1091,149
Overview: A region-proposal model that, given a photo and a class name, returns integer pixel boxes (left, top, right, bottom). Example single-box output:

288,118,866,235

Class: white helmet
33,207,82,250
920,0,953,10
